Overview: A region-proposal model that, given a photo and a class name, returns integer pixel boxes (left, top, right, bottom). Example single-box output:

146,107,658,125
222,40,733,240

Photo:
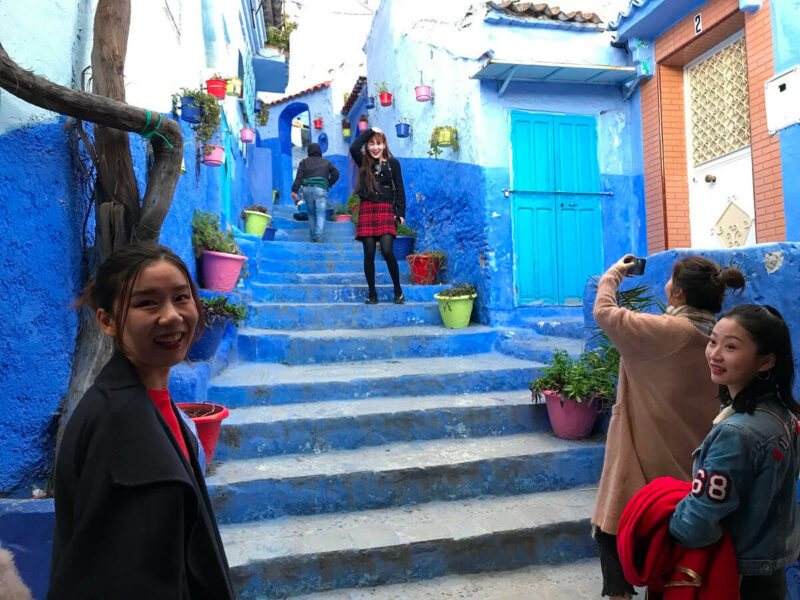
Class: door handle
705,174,717,183
560,202,578,207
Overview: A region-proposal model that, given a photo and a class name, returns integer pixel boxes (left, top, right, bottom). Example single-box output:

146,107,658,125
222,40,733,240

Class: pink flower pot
201,250,246,292
240,128,255,143
541,390,599,440
201,145,225,167
333,214,351,222
415,85,431,101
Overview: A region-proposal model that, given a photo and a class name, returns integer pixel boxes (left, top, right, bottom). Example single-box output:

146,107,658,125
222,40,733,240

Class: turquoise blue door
510,111,603,305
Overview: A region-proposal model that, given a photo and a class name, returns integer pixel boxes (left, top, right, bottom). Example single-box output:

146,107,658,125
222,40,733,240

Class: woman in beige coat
592,254,745,599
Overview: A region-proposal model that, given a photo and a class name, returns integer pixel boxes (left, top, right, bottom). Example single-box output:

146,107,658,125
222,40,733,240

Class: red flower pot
205,78,226,99
201,144,225,167
176,403,229,468
407,254,441,285
379,92,393,106
313,119,323,129
541,390,599,440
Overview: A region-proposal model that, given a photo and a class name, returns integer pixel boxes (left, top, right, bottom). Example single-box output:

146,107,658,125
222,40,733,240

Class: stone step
207,353,543,407
523,316,586,340
207,432,604,523
271,216,355,231
275,228,355,242
249,282,444,303
494,330,584,362
246,301,440,330
256,271,413,285
259,245,363,262
237,324,499,364
215,390,543,461
220,487,598,599
293,559,608,599
257,259,410,275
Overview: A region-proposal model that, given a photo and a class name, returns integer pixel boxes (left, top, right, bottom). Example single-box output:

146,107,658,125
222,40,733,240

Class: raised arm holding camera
590,254,745,600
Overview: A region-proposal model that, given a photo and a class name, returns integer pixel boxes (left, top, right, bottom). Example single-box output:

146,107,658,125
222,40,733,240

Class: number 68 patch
691,468,731,502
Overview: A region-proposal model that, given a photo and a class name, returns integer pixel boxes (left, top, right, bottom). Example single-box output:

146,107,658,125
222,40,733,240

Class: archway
277,101,311,204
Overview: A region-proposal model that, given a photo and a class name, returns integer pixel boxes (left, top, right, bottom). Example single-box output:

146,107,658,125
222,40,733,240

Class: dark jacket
291,143,339,192
48,352,235,600
670,391,800,576
349,128,406,219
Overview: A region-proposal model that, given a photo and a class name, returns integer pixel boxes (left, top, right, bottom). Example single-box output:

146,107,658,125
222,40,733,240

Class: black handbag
385,160,400,224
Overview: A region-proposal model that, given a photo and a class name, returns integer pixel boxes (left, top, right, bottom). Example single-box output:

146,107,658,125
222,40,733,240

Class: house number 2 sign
694,13,703,35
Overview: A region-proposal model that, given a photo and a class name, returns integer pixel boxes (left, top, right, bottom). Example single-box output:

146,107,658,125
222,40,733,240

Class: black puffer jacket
349,129,406,219
291,143,340,192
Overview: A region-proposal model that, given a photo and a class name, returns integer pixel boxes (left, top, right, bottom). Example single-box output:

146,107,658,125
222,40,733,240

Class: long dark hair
671,256,745,313
718,304,799,415
75,242,204,351
356,130,393,197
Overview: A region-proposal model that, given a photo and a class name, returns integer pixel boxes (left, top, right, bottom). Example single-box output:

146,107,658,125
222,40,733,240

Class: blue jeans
303,186,328,240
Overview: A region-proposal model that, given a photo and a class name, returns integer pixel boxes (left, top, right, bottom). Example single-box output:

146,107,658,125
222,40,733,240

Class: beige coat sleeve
0,545,32,600
593,267,693,362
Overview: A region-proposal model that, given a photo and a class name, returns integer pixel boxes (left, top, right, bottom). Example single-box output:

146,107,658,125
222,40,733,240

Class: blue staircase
203,205,603,598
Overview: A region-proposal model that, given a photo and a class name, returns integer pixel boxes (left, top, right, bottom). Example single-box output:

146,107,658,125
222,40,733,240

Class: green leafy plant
428,126,459,160
199,296,248,328
396,223,417,237
410,249,446,262
240,204,269,220
266,21,296,52
437,282,476,298
346,193,360,213
256,105,269,126
375,81,389,94
191,210,242,257
530,349,610,404
333,204,349,216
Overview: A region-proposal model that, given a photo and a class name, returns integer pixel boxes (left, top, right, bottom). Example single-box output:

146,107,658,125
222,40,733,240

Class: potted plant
205,74,227,99
265,21,296,54
428,126,459,160
240,204,273,237
365,95,376,110
175,402,230,468
342,119,351,137
332,204,352,222
393,223,416,260
191,210,247,292
376,81,392,106
357,114,369,132
175,88,223,166
434,282,476,329
530,349,612,440
313,114,323,129
346,193,360,218
189,296,248,361
225,76,242,97
173,89,203,124
395,118,411,138
406,250,445,285
256,104,270,127
415,71,432,102
240,125,255,144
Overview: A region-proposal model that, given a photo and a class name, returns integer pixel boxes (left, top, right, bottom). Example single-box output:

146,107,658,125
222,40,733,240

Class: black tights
361,234,402,295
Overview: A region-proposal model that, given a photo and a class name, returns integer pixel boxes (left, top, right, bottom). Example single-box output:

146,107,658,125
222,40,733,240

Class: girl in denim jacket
670,304,800,599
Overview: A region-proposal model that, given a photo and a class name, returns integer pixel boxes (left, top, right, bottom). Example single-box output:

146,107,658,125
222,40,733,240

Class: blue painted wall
770,0,800,242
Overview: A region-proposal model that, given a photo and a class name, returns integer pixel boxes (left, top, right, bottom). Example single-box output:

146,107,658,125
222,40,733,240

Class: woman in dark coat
350,126,406,304
48,243,234,600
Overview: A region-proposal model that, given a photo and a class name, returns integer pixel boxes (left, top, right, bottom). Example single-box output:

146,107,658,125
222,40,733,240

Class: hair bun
717,266,746,290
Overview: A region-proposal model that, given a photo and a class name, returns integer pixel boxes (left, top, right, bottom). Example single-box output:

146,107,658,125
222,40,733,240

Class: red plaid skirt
355,200,396,239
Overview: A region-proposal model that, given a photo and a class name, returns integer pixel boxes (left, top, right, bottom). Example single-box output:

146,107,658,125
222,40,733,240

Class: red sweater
617,476,739,599
147,389,190,461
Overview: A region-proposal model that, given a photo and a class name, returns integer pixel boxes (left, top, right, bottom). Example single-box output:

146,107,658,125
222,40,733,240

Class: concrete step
257,259,410,275
259,244,363,262
207,353,543,407
271,217,355,231
237,324,499,364
293,559,609,599
220,487,598,599
522,316,586,340
215,390,543,461
207,432,604,523
275,229,355,242
256,271,413,285
246,301,440,330
494,330,584,362
249,282,444,303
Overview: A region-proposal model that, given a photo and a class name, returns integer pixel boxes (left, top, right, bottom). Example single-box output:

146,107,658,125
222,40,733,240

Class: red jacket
617,476,739,599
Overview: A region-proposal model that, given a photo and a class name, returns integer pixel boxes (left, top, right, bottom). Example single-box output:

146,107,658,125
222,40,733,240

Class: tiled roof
608,0,649,30
341,76,368,116
488,1,603,24
267,81,331,107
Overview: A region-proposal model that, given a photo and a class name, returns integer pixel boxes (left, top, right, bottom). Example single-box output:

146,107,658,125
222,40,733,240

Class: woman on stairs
350,126,406,305
591,254,745,599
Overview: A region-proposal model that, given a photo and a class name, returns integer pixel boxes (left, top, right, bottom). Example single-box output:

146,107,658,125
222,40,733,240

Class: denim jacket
669,393,800,575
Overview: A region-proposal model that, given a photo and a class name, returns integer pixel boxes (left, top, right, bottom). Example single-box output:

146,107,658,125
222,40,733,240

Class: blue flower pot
365,96,376,109
395,123,411,138
188,321,226,361
326,207,334,221
254,99,263,113
393,236,415,261
262,227,277,241
180,97,202,124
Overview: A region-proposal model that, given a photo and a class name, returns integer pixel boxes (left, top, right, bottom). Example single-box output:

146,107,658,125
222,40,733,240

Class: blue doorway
510,111,604,306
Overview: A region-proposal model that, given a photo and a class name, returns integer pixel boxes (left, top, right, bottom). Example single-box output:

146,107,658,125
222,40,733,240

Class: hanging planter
313,114,323,129
395,120,411,138
180,158,186,175
205,76,227,99
201,144,225,167
428,126,459,160
379,92,392,106
254,99,263,113
357,115,369,132
365,96,376,109
415,85,432,102
240,128,255,144
342,119,351,137
225,77,242,97
175,402,230,467
179,96,203,124
342,127,351,137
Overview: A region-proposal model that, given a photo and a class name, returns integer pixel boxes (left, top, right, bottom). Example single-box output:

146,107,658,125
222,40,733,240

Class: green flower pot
243,210,273,237
434,293,477,329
